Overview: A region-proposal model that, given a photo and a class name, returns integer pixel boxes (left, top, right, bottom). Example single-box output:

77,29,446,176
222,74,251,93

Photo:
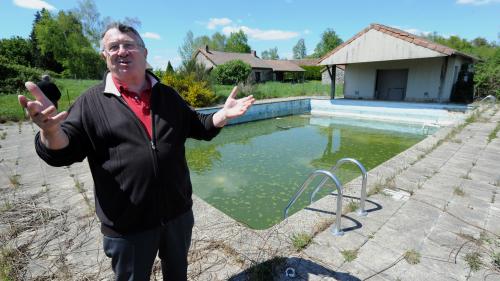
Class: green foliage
261,47,279,59
301,65,322,80
464,252,482,272
291,232,312,251
404,249,421,265
166,61,174,73
213,60,252,85
0,57,43,94
161,73,216,107
225,30,251,53
35,9,104,78
341,249,358,262
178,58,212,83
425,33,499,98
293,39,306,59
0,37,33,66
313,28,343,58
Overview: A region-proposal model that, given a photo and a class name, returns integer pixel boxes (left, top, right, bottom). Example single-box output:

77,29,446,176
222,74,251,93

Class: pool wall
197,97,311,125
197,97,469,126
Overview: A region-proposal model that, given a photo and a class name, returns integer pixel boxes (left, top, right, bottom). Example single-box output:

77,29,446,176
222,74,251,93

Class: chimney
204,45,210,53
251,50,257,57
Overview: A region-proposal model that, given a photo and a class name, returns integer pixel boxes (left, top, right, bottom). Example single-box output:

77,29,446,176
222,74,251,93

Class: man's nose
117,45,129,56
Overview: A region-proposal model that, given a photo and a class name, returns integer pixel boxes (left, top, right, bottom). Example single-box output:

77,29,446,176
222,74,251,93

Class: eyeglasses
104,42,143,55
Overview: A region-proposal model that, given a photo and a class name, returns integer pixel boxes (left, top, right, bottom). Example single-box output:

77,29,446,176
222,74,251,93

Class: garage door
375,69,408,101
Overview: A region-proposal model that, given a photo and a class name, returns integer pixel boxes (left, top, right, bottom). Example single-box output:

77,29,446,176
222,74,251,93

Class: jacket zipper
115,95,159,179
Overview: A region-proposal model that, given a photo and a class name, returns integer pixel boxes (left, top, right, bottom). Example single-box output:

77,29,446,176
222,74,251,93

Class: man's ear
144,48,148,58
101,51,106,61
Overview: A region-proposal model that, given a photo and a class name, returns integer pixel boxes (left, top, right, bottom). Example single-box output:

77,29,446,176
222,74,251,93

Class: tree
166,61,174,73
0,37,34,66
313,28,343,58
73,0,141,50
179,31,195,63
211,32,226,51
35,10,104,78
261,47,279,60
293,39,306,59
225,30,251,53
29,9,63,72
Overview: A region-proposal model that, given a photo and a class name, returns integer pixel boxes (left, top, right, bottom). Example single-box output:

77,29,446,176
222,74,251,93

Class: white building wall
321,29,446,65
195,53,215,70
344,57,447,101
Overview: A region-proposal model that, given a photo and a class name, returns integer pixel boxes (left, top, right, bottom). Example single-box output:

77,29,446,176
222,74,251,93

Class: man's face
101,28,148,82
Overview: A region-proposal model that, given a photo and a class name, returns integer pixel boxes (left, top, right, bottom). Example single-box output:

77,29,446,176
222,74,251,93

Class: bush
161,73,216,107
0,57,42,94
474,49,500,99
213,60,252,85
301,65,322,80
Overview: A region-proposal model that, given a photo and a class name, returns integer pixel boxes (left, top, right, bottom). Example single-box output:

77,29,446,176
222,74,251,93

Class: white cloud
303,29,311,35
222,25,299,41
456,0,500,5
142,32,161,40
149,54,182,69
13,0,56,10
207,18,232,30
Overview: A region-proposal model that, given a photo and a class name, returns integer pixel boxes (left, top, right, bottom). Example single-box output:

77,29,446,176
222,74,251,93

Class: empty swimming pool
187,114,436,229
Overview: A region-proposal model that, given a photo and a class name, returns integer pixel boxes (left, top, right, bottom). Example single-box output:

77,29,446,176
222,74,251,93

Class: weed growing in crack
404,249,421,265
341,249,358,262
8,174,20,188
465,252,482,272
454,187,465,196
291,233,312,252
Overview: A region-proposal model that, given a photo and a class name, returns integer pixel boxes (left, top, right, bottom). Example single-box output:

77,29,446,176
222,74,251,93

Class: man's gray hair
99,22,145,51
41,74,50,81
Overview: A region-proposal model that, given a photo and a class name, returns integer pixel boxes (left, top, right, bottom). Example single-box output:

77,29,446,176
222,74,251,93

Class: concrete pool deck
0,102,498,280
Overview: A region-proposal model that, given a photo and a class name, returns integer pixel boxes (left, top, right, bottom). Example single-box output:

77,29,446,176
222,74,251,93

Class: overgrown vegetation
212,60,252,85
291,232,312,252
465,252,482,272
454,186,465,196
488,122,500,143
161,73,217,107
341,249,358,262
404,249,421,265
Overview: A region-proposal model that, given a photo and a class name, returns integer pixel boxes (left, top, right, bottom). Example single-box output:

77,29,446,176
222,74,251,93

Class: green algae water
187,115,431,229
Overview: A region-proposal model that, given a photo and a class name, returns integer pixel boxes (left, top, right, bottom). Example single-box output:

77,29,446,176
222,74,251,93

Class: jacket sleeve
35,96,91,167
185,106,222,141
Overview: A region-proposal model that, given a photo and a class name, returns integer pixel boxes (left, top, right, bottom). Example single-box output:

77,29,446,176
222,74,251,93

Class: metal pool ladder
283,158,368,237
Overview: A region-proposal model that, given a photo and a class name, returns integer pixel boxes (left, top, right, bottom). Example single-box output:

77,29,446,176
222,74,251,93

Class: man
18,22,255,280
37,74,62,109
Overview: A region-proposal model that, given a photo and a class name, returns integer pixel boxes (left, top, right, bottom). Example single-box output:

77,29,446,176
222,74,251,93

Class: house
194,46,304,82
319,23,477,102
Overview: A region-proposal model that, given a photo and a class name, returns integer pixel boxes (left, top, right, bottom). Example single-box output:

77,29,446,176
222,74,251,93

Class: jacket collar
103,71,159,97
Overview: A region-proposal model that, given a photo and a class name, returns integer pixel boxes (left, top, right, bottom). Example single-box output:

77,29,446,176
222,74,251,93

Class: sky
0,0,499,69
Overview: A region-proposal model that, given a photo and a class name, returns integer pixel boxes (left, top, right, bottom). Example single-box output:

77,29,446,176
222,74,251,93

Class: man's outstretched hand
18,82,69,149
213,86,255,127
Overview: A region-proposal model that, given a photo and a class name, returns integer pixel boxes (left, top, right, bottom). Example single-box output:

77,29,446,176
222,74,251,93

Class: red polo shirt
112,76,152,139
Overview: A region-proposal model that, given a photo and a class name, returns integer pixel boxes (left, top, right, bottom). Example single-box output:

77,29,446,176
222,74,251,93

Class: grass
492,252,500,270
464,252,482,272
404,249,421,265
345,200,360,213
341,249,358,262
0,79,100,123
488,122,500,143
291,232,312,252
454,187,465,196
213,81,342,102
8,174,20,188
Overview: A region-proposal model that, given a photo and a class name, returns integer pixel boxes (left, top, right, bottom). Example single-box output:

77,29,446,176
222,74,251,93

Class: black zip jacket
35,72,221,237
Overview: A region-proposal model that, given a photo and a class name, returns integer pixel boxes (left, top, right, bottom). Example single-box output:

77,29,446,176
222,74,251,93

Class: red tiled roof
319,23,477,63
263,60,305,72
195,48,271,69
195,48,305,72
288,59,320,66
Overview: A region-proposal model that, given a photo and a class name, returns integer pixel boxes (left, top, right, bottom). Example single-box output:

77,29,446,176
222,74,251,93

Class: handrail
310,158,368,216
283,170,344,236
